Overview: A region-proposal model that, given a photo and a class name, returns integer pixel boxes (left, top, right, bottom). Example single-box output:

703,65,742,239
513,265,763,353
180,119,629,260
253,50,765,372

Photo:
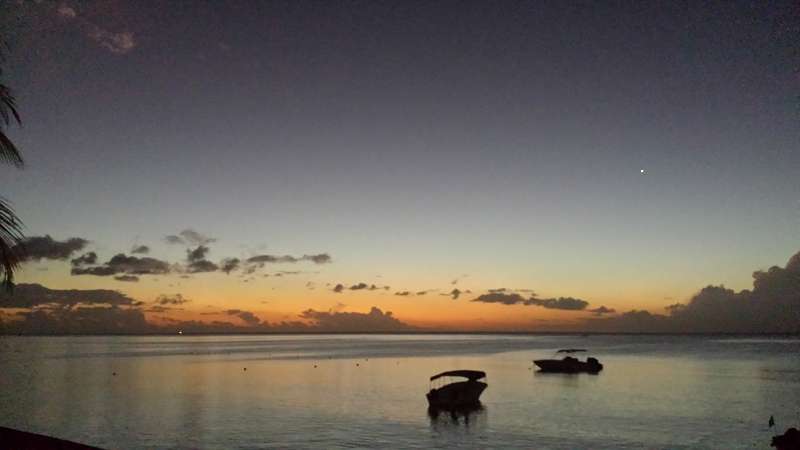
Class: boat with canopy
534,349,603,374
426,370,487,408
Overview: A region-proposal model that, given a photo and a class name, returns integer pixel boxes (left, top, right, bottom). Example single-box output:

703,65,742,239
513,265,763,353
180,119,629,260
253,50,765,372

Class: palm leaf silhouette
0,37,25,291
0,197,23,290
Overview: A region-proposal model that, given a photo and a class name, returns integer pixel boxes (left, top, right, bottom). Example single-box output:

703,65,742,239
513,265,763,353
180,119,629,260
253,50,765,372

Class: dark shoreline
0,426,103,450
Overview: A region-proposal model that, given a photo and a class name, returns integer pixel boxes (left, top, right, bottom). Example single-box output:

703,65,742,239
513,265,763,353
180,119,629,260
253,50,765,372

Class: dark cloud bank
583,251,800,333
471,250,800,333
17,232,332,281
14,235,88,262
471,292,590,310
333,282,390,293
0,284,411,334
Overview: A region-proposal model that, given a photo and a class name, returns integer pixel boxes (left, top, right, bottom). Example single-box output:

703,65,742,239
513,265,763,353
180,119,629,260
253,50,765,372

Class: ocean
1,334,798,449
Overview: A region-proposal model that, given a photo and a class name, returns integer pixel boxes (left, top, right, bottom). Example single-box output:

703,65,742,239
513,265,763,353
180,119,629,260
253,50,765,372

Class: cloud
187,245,209,262
131,245,149,254
15,235,89,262
87,27,136,54
664,303,685,314
220,258,240,274
471,292,527,305
71,253,171,277
185,245,218,273
51,3,137,54
246,253,332,265
4,306,151,334
451,274,468,285
448,288,462,300
225,309,261,325
585,250,800,333
332,282,389,293
470,292,589,310
298,307,412,332
274,271,309,277
56,4,77,19
526,297,589,311
1,285,413,334
114,275,139,282
582,310,671,333
70,251,98,267
164,235,184,245
155,294,190,306
145,305,177,313
305,254,332,264
164,229,216,246
395,291,411,296
588,306,616,316
0,283,136,308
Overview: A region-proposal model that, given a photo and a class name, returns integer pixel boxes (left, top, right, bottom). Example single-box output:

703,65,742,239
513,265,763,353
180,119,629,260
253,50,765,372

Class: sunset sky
1,1,798,332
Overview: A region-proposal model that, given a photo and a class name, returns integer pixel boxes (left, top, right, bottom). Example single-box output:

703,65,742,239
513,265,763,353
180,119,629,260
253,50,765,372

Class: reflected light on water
1,334,798,449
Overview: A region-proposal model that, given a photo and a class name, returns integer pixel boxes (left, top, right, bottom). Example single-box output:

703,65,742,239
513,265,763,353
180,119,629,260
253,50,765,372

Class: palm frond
0,82,22,167
0,197,24,292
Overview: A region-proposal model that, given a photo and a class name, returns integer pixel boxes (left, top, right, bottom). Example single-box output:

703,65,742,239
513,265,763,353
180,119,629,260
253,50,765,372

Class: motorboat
534,349,603,374
426,370,487,408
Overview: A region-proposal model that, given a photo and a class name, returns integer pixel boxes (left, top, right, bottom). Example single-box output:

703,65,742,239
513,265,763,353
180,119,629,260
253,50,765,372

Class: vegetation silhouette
0,37,25,291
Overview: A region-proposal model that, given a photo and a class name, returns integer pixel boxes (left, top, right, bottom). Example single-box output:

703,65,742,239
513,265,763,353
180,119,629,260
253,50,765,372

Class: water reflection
1,335,798,449
533,370,585,388
428,404,487,430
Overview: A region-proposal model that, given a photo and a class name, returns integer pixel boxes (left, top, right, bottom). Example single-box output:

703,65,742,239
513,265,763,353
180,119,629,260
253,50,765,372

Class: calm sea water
1,334,798,449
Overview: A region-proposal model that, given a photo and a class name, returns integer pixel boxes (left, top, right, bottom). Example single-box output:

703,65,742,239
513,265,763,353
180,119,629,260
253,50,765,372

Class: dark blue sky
2,0,799,322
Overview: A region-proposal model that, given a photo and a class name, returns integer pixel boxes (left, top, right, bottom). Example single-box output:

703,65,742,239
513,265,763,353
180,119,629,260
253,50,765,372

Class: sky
1,0,799,333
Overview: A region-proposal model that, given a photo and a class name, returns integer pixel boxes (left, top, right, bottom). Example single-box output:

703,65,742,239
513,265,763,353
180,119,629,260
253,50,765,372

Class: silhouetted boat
426,370,487,408
534,349,603,374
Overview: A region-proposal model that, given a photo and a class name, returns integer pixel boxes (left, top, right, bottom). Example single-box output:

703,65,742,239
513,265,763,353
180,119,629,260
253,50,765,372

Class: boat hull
426,381,487,408
534,358,603,374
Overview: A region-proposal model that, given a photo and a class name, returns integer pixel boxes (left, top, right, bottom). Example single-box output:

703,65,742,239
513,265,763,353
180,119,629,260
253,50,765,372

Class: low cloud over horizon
0,283,412,334
471,291,590,311
582,251,800,333
5,239,800,333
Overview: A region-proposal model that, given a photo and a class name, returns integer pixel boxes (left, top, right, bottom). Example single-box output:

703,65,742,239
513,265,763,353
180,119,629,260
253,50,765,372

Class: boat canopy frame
429,370,486,382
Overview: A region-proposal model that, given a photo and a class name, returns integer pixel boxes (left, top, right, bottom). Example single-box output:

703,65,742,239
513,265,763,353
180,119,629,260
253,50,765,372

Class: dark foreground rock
772,427,800,450
0,426,103,449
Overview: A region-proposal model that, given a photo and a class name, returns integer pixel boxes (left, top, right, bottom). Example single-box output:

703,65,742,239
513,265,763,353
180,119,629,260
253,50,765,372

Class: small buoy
112,372,117,376
243,367,247,371
769,415,775,428
313,365,317,368
356,363,359,367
